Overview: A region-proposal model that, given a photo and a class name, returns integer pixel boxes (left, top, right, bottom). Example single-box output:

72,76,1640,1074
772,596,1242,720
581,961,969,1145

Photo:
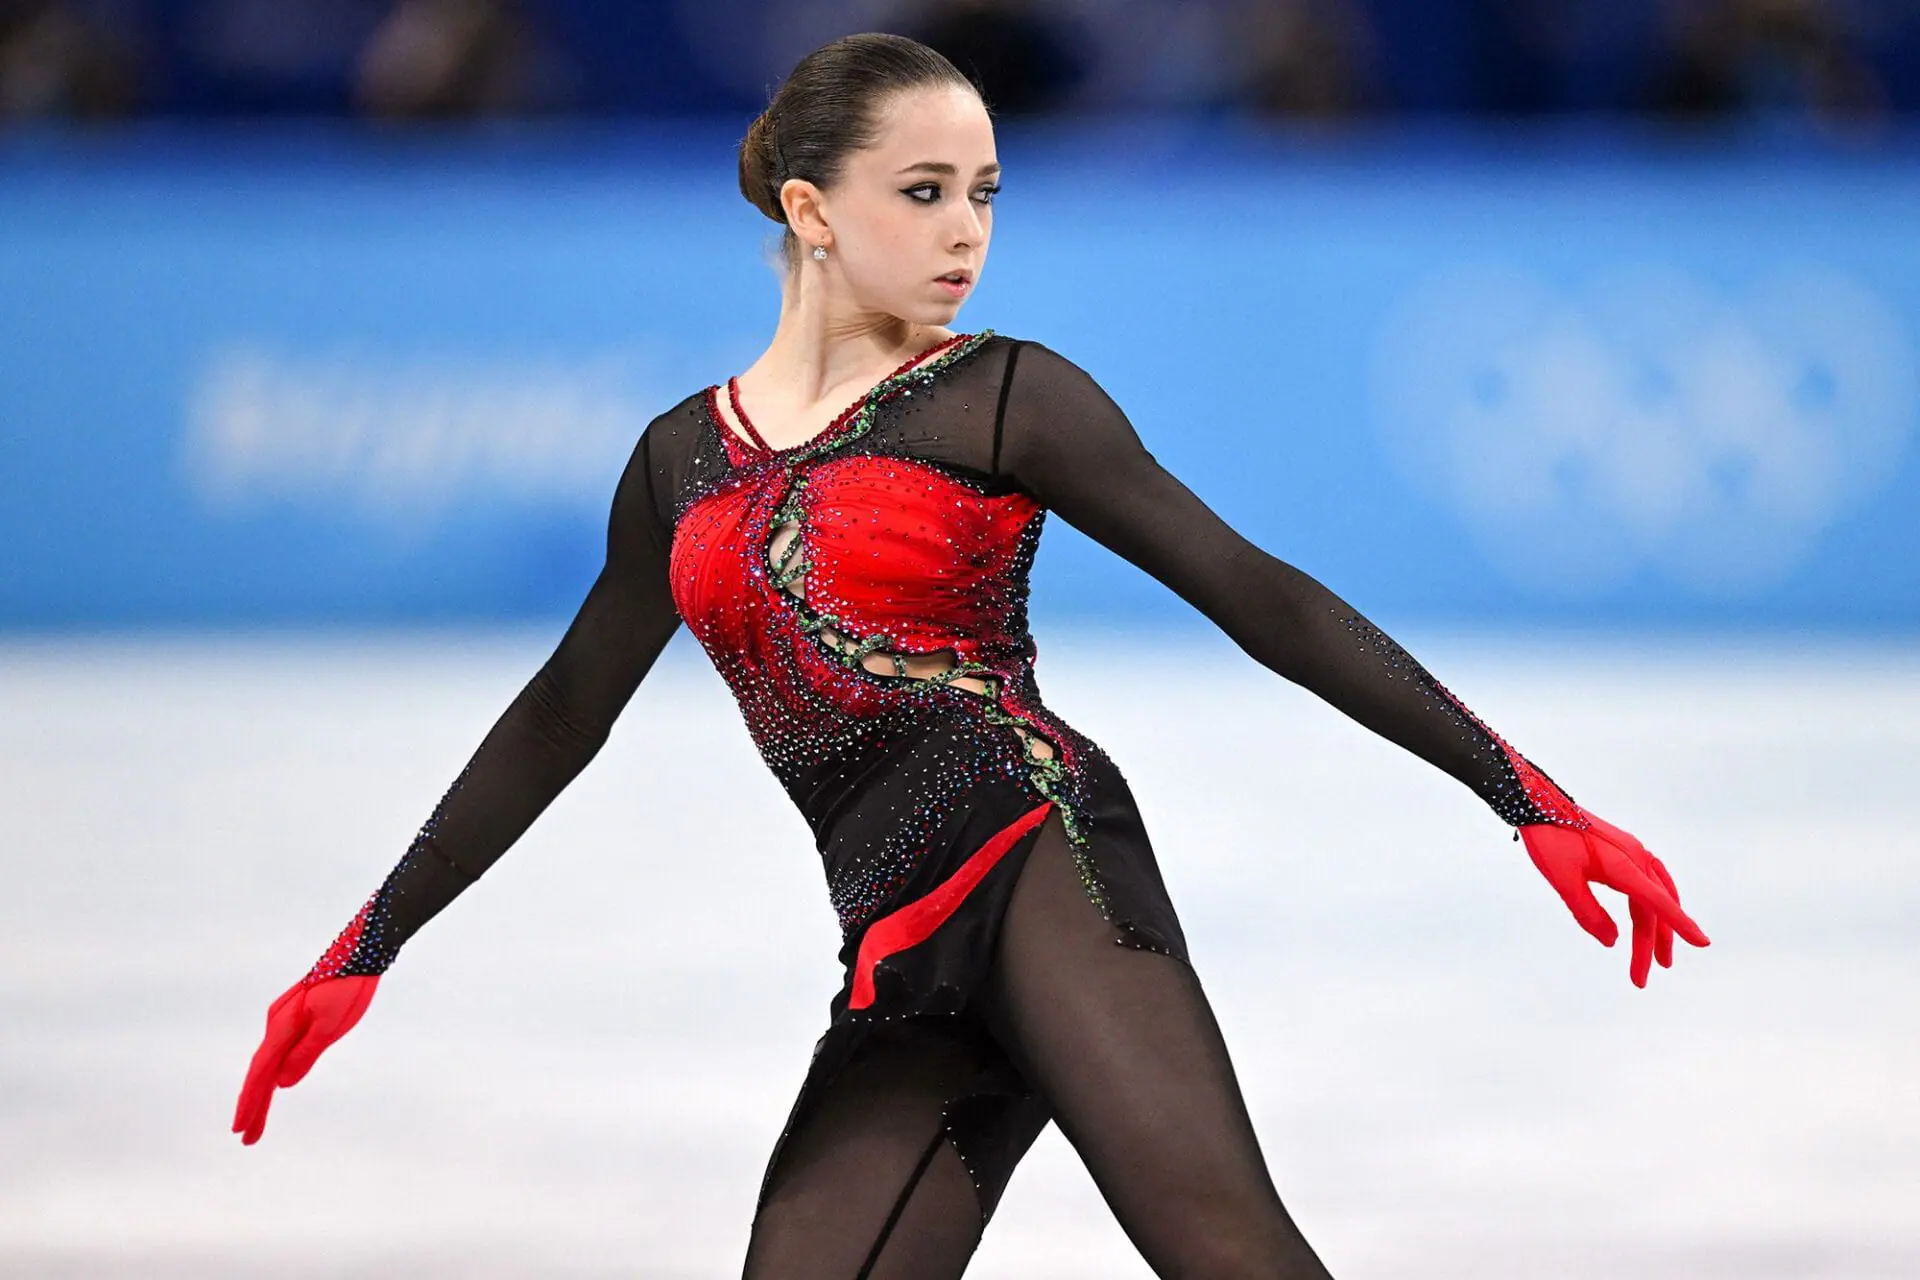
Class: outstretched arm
993,340,1708,983
234,424,684,1143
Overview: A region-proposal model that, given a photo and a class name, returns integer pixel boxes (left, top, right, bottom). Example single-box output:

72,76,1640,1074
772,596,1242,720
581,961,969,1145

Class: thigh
743,1017,992,1280
980,811,1335,1278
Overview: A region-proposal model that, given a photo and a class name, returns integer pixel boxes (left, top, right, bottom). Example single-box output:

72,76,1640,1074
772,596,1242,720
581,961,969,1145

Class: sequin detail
1338,614,1586,829
302,766,475,984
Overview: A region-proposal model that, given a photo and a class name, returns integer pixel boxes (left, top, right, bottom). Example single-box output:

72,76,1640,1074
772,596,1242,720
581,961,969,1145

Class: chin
902,302,961,326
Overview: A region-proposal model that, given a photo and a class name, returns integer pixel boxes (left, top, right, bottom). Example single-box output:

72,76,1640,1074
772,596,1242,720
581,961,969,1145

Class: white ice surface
1,628,1915,1278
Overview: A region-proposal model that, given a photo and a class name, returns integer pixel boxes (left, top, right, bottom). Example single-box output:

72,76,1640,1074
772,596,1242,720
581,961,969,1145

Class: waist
787,696,1024,839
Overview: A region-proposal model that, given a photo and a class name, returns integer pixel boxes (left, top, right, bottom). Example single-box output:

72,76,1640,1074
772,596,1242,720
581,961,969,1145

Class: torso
644,326,1188,1007
661,329,1094,935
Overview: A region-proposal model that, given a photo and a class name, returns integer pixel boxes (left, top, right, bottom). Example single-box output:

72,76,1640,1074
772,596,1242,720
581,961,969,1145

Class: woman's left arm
992,340,1708,985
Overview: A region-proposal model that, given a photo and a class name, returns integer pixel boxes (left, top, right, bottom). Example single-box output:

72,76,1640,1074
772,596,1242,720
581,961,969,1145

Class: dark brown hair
738,32,985,267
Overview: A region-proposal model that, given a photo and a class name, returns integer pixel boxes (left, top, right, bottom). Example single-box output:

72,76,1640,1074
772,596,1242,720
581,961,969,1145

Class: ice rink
3,629,1915,1278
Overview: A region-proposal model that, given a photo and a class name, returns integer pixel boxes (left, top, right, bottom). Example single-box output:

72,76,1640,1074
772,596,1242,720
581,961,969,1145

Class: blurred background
2,1,1917,1277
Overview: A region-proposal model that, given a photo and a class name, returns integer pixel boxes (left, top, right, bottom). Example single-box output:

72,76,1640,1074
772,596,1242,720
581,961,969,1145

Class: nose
949,198,985,247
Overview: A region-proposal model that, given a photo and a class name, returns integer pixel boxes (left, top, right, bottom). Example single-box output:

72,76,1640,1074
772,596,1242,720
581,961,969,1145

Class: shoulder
992,336,1122,413
994,335,1100,382
623,387,715,473
641,387,713,443
610,387,712,502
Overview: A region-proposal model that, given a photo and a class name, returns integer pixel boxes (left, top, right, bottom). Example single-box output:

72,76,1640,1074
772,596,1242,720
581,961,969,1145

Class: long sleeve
992,339,1584,831
303,424,685,984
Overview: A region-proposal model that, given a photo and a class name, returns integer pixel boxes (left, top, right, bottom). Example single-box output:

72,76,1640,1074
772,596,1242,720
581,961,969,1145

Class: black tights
742,811,1335,1279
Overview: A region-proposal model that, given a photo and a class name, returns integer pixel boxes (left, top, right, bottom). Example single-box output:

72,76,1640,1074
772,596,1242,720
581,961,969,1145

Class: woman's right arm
234,424,682,1143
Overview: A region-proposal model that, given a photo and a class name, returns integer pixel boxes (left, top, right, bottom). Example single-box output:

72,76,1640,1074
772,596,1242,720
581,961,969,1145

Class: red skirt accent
848,800,1055,1010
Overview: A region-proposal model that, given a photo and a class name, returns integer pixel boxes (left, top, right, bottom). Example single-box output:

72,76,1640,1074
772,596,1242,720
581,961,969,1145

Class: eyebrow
895,161,1002,176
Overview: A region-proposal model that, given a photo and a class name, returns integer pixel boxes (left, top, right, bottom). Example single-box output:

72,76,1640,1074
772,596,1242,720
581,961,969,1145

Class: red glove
232,974,380,1144
1520,808,1709,987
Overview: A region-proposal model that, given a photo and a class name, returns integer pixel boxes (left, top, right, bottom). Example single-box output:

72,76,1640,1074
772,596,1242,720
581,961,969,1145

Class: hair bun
738,110,787,225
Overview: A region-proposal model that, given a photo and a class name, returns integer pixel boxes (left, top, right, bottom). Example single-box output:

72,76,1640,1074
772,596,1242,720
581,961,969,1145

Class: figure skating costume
253,331,1702,1273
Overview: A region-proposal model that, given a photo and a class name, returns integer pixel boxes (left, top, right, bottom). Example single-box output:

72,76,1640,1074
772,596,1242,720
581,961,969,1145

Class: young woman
233,32,1709,1279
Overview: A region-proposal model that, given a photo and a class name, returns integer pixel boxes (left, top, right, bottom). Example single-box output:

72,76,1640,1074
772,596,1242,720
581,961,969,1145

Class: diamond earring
812,243,828,261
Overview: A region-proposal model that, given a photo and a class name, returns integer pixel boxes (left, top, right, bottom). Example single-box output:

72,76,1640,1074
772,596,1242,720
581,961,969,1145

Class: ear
781,178,830,245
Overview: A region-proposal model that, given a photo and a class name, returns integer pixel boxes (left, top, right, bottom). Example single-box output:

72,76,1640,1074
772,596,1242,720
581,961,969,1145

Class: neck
752,262,950,403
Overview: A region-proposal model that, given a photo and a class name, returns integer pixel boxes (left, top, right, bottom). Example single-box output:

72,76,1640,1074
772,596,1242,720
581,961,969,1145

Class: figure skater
234,32,1709,1279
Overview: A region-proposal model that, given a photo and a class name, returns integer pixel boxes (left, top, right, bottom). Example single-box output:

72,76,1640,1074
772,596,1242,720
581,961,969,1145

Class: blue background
4,122,1917,633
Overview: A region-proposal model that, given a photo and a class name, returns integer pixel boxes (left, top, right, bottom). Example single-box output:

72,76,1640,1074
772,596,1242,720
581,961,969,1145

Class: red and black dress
304,329,1585,1221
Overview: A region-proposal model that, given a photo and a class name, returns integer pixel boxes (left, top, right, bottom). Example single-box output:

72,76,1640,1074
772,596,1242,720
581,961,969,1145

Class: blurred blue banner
3,123,1917,631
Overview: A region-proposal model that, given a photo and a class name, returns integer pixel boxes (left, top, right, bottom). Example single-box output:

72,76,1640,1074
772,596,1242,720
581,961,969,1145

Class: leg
743,1017,994,1280
980,812,1336,1279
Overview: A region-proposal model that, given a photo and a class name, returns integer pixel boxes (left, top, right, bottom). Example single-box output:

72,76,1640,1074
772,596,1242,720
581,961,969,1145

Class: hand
232,974,379,1144
1519,809,1709,987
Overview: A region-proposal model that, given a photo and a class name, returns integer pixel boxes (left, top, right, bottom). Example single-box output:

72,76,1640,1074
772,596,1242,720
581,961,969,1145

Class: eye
902,182,1002,206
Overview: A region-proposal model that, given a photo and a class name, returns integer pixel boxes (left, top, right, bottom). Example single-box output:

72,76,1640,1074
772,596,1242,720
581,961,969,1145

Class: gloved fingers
234,995,308,1142
240,994,307,1094
275,1026,328,1088
1649,854,1679,899
1581,813,1704,957
1640,876,1707,948
234,1079,277,1146
1592,840,1709,948
1523,825,1618,946
277,978,376,1087
1564,879,1620,948
232,1064,272,1139
1650,857,1678,968
1628,896,1655,988
277,1004,344,1088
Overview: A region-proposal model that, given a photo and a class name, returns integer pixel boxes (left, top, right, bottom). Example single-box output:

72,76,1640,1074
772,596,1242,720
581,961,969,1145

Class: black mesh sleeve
992,339,1584,831
304,421,685,983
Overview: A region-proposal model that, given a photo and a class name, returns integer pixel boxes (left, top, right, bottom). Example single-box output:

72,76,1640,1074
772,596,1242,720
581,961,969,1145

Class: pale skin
712,83,1059,758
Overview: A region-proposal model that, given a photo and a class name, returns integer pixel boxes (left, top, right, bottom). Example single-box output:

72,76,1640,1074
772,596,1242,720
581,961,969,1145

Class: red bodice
669,447,1043,714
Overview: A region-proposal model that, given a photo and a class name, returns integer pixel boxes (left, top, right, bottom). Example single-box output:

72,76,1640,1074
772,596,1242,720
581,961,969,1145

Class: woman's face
793,84,999,325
